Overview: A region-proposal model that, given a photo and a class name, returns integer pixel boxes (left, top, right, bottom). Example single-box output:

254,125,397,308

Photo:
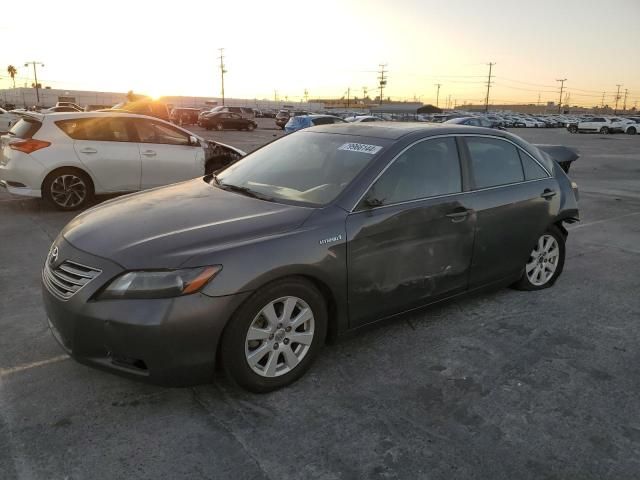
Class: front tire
513,226,565,291
568,125,578,133
215,123,224,131
42,168,93,211
600,126,609,134
221,278,328,393
627,127,637,135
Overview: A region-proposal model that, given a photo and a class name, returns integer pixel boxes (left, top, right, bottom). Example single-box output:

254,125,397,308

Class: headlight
98,266,222,300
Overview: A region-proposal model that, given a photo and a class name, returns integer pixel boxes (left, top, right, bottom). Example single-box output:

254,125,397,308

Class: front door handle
446,209,471,222
142,150,157,157
79,147,97,154
541,189,557,200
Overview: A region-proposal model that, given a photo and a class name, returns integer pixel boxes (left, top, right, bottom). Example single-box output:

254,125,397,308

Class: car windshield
216,131,389,207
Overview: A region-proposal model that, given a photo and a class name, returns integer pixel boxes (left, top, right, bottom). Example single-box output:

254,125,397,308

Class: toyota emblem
50,246,59,265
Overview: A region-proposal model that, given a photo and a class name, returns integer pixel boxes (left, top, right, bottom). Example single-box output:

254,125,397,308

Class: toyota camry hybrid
42,123,579,392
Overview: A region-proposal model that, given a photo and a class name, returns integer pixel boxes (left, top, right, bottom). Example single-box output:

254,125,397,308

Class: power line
614,84,622,114
556,78,567,113
434,83,441,108
377,64,387,105
484,62,495,112
218,48,226,106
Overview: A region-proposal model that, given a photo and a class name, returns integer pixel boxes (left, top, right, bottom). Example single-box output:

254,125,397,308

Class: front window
216,132,388,206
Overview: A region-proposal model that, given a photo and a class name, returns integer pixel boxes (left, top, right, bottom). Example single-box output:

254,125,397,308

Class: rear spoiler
534,144,579,173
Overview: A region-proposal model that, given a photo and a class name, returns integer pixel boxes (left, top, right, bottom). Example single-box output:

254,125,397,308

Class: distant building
0,87,323,111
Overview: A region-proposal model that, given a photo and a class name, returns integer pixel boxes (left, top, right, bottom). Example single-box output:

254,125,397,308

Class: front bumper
42,237,252,386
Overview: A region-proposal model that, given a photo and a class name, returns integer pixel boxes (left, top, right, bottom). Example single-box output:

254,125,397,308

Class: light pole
24,61,44,106
556,78,567,113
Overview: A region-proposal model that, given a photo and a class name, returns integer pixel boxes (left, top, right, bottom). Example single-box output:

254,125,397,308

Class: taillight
9,139,51,154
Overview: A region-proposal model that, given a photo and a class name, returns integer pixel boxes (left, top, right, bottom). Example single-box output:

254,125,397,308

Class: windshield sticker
338,143,383,155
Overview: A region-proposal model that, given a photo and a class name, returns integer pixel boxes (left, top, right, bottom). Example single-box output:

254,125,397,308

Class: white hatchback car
0,112,244,210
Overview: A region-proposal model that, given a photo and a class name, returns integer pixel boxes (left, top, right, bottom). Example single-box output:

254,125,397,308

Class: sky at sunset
2,0,639,107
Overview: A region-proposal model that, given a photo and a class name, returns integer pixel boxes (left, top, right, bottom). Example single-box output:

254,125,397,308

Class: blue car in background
284,114,346,134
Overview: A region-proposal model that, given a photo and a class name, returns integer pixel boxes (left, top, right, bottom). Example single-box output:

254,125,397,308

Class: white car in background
345,115,382,123
624,121,640,135
0,112,244,210
570,117,614,134
0,108,22,133
609,117,635,133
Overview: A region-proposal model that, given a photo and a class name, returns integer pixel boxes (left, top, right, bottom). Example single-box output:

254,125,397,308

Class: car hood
61,178,314,269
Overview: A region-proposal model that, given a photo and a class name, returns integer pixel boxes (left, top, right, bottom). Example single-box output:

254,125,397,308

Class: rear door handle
142,150,157,157
446,209,471,222
79,147,97,154
541,189,557,199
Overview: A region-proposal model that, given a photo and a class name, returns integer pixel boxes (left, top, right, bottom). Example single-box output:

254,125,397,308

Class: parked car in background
41,123,579,392
56,102,83,111
44,106,83,113
284,114,346,134
568,117,613,134
0,107,21,133
444,116,505,129
345,115,382,123
170,107,200,126
208,106,256,119
84,104,113,112
199,112,258,131
609,118,635,134
0,112,245,210
275,110,310,129
624,120,640,135
108,100,170,122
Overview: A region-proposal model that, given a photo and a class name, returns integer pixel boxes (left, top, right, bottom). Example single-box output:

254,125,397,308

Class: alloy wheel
50,174,87,209
526,234,560,286
244,296,315,378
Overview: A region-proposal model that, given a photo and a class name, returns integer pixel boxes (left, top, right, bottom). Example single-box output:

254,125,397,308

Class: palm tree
7,65,17,88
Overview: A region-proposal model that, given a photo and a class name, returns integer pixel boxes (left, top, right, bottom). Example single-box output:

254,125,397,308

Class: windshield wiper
217,182,275,202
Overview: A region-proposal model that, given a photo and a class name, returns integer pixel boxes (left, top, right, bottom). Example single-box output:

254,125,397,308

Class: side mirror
189,135,199,146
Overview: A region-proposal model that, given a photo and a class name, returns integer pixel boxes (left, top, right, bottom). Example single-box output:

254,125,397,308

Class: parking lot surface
1,125,639,479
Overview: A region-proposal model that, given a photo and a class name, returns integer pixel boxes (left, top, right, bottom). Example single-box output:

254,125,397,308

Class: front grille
43,260,101,300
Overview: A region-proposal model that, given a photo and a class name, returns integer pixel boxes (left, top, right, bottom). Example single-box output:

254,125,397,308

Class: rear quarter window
9,118,42,139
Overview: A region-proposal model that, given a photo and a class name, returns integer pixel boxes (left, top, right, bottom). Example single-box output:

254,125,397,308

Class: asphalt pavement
1,123,639,479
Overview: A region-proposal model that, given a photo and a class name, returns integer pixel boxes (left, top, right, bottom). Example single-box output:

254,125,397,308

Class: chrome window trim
350,133,551,212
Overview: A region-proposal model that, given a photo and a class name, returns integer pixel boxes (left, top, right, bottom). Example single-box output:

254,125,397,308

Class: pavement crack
190,387,272,480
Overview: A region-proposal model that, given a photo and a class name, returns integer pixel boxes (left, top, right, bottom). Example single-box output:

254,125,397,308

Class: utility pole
622,89,628,112
556,78,567,113
447,94,452,110
377,64,387,105
614,84,622,114
218,48,226,106
304,89,308,103
601,91,605,110
362,86,368,102
24,61,44,105
484,62,495,113
346,87,350,108
434,83,442,108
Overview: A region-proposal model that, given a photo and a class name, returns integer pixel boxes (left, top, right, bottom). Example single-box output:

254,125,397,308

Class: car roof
37,111,167,122
307,121,513,140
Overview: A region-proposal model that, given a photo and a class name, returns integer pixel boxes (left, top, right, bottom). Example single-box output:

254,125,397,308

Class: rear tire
247,123,256,131
512,225,565,291
600,126,609,134
42,168,94,211
568,125,578,134
221,277,328,393
627,127,637,135
215,123,224,131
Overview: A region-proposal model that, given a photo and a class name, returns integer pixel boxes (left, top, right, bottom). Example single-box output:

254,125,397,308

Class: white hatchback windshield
216,131,388,207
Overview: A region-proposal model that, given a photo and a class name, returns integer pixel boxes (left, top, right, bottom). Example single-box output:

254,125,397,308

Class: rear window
9,118,42,139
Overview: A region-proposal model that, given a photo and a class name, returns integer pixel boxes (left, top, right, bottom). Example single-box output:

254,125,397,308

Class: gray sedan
42,123,579,392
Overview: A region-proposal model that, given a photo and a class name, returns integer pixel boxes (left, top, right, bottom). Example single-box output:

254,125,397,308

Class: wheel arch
41,165,97,193
214,270,344,365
